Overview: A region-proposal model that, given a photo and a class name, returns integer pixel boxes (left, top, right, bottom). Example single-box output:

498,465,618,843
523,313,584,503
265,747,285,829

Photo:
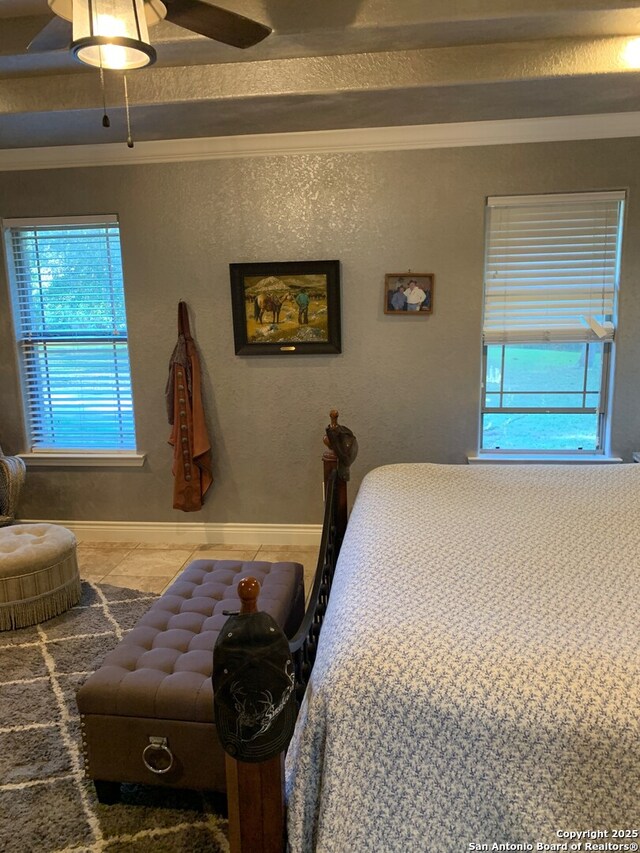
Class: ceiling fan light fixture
68,0,157,70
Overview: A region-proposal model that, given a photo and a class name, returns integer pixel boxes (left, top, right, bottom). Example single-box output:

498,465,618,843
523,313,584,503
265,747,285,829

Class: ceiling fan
28,0,272,70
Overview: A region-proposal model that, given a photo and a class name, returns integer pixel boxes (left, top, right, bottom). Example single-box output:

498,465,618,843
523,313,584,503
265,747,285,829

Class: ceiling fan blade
27,17,72,53
163,0,271,48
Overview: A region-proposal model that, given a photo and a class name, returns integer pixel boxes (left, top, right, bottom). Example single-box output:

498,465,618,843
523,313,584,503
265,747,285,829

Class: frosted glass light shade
69,0,157,69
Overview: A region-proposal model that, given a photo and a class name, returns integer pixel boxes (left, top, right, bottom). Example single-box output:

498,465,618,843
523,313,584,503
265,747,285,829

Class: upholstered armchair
0,447,26,526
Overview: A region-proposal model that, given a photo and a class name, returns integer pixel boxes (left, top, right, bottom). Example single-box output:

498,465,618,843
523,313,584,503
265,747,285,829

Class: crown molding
1,112,639,171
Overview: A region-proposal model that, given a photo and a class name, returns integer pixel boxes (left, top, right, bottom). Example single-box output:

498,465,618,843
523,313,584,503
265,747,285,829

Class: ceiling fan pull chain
99,58,110,128
123,74,134,149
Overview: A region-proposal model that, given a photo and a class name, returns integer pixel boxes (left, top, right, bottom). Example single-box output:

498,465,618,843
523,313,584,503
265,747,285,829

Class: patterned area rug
0,581,229,853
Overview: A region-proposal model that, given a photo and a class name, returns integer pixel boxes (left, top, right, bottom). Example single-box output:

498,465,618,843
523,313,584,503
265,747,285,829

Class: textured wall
1,137,639,523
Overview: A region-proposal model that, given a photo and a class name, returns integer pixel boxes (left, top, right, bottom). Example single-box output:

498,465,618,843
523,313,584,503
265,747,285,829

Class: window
481,191,625,454
3,215,137,453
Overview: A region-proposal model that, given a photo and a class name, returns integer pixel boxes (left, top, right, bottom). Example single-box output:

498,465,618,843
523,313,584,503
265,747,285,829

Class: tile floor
76,541,320,597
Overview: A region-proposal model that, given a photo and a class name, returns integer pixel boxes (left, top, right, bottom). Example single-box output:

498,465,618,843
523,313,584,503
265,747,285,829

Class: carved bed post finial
321,408,354,551
238,577,260,614
323,410,339,471
323,409,358,483
323,410,339,457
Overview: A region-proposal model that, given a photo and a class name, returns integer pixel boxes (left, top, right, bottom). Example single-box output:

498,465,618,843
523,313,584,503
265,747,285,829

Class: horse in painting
254,292,290,325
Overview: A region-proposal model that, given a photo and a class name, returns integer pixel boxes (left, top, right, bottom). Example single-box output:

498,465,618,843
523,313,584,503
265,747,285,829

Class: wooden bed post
323,409,348,547
224,578,286,853
224,410,354,852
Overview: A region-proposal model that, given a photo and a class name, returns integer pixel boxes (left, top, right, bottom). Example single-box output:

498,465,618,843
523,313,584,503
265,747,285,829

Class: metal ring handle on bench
142,736,174,774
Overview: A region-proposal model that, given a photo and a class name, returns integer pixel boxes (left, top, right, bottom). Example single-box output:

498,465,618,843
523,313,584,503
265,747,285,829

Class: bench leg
94,780,121,805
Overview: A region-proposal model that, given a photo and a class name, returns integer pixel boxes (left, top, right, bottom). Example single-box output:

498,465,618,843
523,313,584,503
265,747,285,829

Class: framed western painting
230,260,341,355
384,273,434,315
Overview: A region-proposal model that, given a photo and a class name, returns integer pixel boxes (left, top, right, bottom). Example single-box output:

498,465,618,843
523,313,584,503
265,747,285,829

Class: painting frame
230,260,342,355
384,273,434,315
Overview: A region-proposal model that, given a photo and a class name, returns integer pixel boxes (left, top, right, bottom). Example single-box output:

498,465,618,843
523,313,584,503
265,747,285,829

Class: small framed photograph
230,260,341,355
384,273,434,315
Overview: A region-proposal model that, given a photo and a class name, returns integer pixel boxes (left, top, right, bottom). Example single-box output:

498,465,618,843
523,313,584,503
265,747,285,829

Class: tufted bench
76,558,304,801
0,523,80,631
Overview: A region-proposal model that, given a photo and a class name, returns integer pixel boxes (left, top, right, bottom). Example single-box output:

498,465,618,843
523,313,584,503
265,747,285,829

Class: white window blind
483,191,625,344
3,215,137,452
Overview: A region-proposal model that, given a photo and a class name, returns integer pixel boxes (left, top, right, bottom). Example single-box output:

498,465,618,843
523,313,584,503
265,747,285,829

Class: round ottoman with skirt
0,523,81,631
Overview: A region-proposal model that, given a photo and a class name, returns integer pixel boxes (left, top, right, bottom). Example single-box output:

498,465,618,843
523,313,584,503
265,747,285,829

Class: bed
284,462,640,852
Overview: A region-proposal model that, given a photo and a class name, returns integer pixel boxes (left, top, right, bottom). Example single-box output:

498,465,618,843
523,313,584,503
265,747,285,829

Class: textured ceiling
2,1,640,149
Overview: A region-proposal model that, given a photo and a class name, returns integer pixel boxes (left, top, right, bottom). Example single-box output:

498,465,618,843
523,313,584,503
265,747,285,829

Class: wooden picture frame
384,273,434,315
230,260,342,355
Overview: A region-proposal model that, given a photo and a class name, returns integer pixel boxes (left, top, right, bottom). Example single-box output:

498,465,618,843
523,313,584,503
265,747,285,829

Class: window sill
19,452,146,468
467,454,622,465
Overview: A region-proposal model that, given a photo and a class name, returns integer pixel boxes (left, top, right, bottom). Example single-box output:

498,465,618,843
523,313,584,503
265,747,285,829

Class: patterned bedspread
285,463,640,852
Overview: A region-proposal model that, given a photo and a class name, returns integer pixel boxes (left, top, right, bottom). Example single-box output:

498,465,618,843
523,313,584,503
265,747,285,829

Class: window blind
4,216,137,452
483,191,625,344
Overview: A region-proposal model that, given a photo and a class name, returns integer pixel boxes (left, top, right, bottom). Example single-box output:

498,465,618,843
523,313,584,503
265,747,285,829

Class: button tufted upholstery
77,558,304,794
0,523,81,630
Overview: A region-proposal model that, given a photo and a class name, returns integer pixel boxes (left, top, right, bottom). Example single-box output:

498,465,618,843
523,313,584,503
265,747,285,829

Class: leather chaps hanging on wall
166,302,213,511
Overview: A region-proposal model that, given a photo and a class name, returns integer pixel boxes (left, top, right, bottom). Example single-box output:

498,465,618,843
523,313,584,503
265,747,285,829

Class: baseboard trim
18,519,323,547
